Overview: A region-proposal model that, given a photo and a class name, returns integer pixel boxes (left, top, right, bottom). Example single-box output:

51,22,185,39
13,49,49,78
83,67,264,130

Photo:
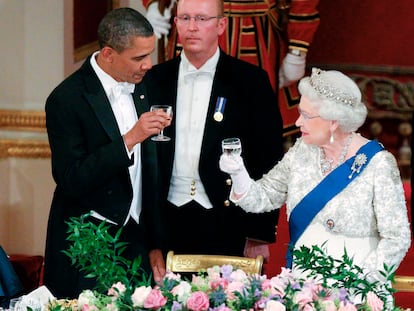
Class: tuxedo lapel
132,83,149,117
77,60,121,142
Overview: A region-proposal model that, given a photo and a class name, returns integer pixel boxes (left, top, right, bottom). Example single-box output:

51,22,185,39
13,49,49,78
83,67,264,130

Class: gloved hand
219,154,251,195
146,2,172,39
278,52,306,88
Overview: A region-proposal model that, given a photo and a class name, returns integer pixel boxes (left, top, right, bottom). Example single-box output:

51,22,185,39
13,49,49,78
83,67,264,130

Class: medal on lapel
214,97,226,122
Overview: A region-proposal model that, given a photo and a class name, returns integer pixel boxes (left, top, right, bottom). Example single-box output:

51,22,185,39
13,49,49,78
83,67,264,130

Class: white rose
131,286,152,307
77,289,97,309
264,300,286,311
171,281,192,303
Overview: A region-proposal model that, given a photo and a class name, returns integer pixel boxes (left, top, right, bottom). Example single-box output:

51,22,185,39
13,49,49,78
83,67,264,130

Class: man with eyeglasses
144,0,320,135
144,0,284,263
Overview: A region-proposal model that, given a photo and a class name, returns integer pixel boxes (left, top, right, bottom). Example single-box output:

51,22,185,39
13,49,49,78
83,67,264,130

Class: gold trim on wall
0,109,49,158
0,109,46,132
0,140,50,159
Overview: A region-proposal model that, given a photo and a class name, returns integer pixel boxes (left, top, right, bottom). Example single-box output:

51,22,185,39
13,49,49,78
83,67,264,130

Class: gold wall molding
0,109,49,158
0,109,46,132
0,139,50,159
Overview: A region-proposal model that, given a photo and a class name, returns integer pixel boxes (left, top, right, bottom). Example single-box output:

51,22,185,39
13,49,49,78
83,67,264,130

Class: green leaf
63,213,150,293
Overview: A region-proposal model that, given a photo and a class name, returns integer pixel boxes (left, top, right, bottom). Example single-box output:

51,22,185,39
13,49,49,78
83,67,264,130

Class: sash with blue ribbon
286,140,384,268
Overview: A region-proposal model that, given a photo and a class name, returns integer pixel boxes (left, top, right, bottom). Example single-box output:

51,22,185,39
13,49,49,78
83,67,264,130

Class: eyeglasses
298,107,320,120
175,15,222,25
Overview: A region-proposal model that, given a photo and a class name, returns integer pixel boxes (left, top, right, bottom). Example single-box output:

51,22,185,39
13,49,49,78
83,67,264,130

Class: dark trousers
165,200,246,256
44,217,150,299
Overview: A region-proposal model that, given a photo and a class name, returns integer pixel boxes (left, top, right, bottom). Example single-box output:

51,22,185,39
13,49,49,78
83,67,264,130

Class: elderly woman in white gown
219,68,411,282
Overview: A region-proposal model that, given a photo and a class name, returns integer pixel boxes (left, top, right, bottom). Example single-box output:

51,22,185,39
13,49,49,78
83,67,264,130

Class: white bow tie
110,82,135,101
183,70,212,83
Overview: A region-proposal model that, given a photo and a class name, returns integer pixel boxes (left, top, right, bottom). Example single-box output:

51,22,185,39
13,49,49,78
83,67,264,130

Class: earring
329,131,334,144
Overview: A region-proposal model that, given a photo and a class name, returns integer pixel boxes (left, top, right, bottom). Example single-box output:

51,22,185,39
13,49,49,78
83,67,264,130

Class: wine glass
150,105,173,142
8,297,22,311
221,137,242,156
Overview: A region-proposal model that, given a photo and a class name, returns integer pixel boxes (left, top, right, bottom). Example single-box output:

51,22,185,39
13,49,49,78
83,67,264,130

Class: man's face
109,35,156,84
175,0,226,60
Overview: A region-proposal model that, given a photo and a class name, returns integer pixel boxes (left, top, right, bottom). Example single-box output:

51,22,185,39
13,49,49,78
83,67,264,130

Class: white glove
146,2,172,39
219,154,251,195
278,52,306,88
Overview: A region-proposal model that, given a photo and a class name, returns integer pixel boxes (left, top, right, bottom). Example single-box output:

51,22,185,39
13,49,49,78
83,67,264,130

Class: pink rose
207,266,222,281
210,278,228,290
269,277,287,296
320,300,337,311
186,291,210,311
81,305,98,311
262,279,272,290
366,292,384,311
263,278,284,297
302,304,315,311
143,288,168,309
107,282,126,297
264,300,286,311
293,285,313,307
225,281,245,300
105,303,118,311
165,271,182,280
338,301,357,311
230,269,248,282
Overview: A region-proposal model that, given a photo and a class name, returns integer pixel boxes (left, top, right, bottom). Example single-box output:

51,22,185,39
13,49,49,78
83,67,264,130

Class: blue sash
286,140,384,268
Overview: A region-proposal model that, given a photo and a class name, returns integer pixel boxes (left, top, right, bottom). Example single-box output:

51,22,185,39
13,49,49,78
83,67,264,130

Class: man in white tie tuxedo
144,0,283,262
44,8,170,299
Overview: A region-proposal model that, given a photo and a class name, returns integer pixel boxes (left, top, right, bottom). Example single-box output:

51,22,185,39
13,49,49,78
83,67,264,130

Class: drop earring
329,131,334,144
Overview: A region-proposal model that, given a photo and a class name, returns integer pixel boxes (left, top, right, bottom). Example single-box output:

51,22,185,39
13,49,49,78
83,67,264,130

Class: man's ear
217,16,228,36
100,46,116,63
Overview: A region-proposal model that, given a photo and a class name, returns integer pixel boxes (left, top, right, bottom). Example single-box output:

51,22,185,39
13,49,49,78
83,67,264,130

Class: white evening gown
234,137,411,276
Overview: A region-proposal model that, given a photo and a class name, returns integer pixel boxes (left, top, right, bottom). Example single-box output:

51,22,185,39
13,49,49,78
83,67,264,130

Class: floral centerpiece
47,214,406,311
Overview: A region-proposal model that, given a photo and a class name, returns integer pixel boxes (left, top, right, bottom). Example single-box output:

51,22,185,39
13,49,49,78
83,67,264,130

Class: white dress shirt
90,51,142,225
168,48,220,209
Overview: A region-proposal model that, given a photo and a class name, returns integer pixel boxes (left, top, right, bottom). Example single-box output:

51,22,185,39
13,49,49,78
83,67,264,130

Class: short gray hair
298,68,367,132
97,7,154,52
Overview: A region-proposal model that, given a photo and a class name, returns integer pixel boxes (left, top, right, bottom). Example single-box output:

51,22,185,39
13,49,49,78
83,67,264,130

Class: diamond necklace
320,133,353,175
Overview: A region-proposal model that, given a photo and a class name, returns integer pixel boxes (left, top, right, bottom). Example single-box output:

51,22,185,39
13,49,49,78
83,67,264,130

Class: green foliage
62,213,151,293
292,243,397,307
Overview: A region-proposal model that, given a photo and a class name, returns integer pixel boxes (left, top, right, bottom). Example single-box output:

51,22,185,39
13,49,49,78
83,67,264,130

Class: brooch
348,153,367,179
326,219,335,230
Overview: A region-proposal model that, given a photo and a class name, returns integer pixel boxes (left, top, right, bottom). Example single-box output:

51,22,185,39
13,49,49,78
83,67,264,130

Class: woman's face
295,96,331,146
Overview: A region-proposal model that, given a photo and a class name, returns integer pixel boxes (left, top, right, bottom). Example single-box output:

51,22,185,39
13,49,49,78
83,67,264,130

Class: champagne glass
150,105,173,142
222,137,242,156
8,297,22,311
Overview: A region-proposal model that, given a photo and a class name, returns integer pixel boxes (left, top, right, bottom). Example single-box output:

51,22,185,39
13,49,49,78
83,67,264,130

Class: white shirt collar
180,47,220,77
90,51,122,97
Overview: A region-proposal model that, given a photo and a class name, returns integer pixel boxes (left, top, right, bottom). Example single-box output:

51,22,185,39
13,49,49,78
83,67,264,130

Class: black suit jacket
44,57,164,298
144,51,284,252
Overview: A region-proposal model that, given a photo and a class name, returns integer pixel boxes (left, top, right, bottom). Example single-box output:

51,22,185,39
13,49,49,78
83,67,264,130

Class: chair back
394,275,414,292
166,251,263,275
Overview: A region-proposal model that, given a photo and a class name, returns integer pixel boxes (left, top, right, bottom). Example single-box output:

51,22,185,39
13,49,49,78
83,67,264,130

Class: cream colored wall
2,159,55,255
0,0,149,256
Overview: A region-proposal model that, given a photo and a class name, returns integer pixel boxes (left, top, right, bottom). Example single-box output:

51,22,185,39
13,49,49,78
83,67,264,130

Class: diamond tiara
309,68,358,107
